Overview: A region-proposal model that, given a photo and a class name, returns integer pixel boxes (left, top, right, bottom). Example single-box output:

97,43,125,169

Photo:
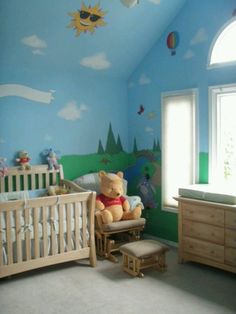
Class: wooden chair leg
107,239,118,263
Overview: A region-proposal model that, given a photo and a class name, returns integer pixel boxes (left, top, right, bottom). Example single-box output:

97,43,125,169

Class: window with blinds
161,90,198,211
209,84,236,185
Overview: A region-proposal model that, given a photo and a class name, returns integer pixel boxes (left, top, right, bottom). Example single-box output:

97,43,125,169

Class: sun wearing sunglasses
79,10,101,22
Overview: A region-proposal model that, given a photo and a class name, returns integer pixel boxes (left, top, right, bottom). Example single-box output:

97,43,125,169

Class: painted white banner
0,84,55,104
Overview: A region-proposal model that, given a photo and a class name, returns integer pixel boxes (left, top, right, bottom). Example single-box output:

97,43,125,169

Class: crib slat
15,210,22,263
24,208,31,261
42,206,48,257
74,202,80,250
34,208,40,259
31,175,36,190
82,201,87,248
45,173,50,188
0,213,3,266
66,204,72,251
52,172,56,185
23,174,28,190
50,206,56,255
16,175,20,191
59,204,64,253
8,176,13,192
38,174,43,189
6,211,13,264
0,177,5,193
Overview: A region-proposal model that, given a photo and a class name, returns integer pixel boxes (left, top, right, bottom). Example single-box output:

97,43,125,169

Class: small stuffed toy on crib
0,157,8,177
47,185,69,196
42,148,60,170
16,150,31,170
96,171,142,224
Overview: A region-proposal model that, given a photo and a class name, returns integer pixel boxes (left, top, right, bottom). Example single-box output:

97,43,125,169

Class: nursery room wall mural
128,0,236,240
1,0,236,243
1,0,185,167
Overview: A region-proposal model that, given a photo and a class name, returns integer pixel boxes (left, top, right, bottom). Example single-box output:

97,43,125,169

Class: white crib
0,165,96,278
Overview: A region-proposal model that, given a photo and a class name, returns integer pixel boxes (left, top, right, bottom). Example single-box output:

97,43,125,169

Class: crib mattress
178,184,236,205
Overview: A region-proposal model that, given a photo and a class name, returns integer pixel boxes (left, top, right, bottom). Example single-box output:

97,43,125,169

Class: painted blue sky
0,0,186,78
0,0,235,165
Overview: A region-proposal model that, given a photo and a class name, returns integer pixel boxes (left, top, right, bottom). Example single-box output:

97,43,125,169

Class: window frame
161,89,199,213
208,17,236,69
209,83,236,184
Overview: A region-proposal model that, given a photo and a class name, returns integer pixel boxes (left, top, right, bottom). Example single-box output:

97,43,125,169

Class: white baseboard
143,233,178,248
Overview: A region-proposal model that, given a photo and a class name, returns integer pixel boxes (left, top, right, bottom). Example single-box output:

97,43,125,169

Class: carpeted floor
0,247,236,314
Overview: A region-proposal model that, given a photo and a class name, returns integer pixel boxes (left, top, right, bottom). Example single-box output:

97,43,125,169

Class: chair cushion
101,218,146,232
120,239,169,258
74,172,127,195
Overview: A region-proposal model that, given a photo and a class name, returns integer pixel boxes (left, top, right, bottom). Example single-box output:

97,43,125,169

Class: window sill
162,206,178,214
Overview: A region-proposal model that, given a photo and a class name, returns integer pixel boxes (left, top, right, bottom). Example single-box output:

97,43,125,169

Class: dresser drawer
183,220,224,245
182,203,224,226
225,248,236,266
225,229,236,248
225,210,236,230
183,237,224,263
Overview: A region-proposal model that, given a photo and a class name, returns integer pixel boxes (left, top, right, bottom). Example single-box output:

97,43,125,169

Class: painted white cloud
145,126,154,133
44,134,53,141
32,49,45,55
184,49,194,59
139,73,151,85
21,34,47,55
58,101,88,121
80,52,111,70
190,28,208,45
148,0,161,4
21,35,47,49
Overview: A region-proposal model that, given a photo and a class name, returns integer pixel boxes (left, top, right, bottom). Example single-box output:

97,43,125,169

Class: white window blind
162,91,197,210
209,84,236,185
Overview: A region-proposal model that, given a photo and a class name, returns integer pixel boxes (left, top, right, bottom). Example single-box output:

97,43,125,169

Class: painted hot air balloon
166,31,179,56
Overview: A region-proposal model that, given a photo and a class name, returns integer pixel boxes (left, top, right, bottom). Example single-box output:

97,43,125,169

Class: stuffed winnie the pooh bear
96,171,141,224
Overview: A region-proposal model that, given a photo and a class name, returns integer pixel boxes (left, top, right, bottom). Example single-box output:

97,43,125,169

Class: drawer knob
210,250,215,255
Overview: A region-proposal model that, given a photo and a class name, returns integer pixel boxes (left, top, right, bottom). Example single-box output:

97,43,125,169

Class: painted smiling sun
68,2,106,37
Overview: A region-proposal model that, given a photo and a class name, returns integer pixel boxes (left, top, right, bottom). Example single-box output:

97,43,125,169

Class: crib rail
0,164,64,193
0,190,96,278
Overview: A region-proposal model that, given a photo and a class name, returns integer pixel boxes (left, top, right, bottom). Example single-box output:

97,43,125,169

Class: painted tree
156,139,161,152
97,139,105,154
152,139,157,151
105,123,118,154
133,137,138,153
116,134,124,153
153,138,161,152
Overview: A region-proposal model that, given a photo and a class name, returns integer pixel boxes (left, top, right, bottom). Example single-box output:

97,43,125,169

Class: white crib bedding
178,184,236,205
0,188,82,229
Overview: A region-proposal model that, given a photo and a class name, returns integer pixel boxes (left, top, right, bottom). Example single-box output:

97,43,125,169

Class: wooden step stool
120,239,169,277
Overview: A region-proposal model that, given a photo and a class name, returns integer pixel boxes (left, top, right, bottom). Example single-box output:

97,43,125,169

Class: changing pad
178,184,236,205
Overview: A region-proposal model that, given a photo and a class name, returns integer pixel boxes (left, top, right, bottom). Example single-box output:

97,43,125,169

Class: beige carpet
0,247,236,314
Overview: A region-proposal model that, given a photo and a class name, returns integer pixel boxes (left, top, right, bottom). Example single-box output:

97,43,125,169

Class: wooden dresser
175,197,236,273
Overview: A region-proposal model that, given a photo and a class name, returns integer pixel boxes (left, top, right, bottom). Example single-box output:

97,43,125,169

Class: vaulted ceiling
1,0,187,78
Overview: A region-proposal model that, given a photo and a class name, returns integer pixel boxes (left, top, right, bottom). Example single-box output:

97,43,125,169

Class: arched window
209,18,236,67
